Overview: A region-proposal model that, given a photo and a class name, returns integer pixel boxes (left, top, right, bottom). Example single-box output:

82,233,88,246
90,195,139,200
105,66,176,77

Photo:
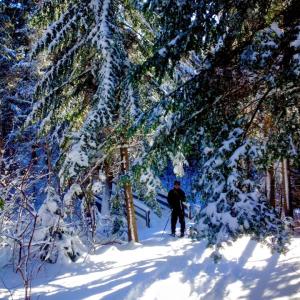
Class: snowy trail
1,207,300,300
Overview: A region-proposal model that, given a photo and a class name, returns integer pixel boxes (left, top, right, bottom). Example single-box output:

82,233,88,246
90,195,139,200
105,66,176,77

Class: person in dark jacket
167,180,186,237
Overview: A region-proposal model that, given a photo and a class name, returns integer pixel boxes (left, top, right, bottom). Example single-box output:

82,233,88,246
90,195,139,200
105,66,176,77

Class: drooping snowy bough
190,127,289,259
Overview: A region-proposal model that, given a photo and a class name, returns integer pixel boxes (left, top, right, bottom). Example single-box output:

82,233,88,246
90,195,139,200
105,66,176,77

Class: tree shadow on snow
29,235,300,300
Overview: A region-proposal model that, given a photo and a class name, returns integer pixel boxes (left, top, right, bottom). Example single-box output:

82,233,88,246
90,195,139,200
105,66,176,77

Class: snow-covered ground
1,207,300,300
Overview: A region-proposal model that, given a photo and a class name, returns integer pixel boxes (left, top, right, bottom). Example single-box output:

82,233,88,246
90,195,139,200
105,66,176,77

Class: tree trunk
266,165,276,208
290,168,300,212
45,143,52,183
120,144,138,242
282,159,292,216
102,160,113,216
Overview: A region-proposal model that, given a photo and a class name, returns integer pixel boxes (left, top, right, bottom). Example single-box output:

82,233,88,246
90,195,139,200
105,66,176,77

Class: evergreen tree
190,126,288,258
28,0,138,179
27,0,150,242
131,0,300,251
0,0,34,154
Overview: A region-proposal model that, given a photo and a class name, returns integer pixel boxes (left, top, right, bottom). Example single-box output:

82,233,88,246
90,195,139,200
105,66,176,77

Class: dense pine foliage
132,0,299,253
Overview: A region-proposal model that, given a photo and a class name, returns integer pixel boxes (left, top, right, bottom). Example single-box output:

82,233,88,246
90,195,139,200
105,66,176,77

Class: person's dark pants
171,209,185,235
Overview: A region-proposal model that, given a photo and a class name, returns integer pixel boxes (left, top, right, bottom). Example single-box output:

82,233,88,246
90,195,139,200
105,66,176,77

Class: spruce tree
190,126,289,258
0,0,34,154
27,0,148,242
131,0,300,251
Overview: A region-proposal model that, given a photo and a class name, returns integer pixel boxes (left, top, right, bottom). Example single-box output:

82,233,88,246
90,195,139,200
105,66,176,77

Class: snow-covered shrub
36,186,84,263
0,216,15,269
191,127,289,258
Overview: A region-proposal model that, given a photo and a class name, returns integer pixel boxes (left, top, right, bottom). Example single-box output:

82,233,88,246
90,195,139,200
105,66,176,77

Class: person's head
174,180,181,189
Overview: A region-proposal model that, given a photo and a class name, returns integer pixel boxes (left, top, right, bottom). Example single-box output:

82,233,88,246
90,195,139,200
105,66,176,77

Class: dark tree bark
120,143,138,242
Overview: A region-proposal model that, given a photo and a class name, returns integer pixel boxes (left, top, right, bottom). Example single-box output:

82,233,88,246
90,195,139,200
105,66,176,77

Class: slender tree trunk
45,143,52,183
263,115,276,208
120,143,138,242
102,161,113,216
31,144,39,197
266,165,276,208
290,168,300,215
282,159,292,216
